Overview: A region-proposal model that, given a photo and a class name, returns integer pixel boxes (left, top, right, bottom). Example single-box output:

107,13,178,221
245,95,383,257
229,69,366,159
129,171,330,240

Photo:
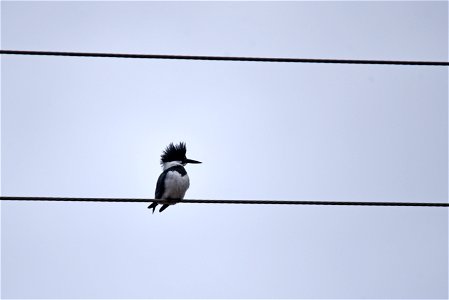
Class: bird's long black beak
185,158,202,164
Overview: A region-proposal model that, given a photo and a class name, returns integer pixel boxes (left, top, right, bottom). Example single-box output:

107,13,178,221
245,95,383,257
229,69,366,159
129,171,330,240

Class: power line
1,197,448,207
1,50,448,66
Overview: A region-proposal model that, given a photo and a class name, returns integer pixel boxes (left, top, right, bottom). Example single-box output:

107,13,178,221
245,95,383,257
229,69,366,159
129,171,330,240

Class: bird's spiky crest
160,142,187,165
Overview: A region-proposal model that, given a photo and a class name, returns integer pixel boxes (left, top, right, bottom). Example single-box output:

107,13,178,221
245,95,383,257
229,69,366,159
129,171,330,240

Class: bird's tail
159,204,170,213
148,202,158,214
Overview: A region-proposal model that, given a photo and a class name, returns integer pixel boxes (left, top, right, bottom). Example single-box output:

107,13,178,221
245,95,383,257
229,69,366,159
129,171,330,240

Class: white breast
162,171,190,200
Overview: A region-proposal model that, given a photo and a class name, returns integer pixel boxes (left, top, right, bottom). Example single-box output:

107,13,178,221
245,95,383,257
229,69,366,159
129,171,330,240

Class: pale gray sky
1,1,448,299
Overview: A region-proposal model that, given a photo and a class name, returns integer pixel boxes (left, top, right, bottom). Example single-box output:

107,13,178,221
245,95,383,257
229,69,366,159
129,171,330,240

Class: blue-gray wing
155,171,167,199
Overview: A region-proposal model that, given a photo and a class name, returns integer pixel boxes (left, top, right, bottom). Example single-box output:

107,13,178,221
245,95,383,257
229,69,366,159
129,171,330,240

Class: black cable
1,197,448,207
1,50,448,66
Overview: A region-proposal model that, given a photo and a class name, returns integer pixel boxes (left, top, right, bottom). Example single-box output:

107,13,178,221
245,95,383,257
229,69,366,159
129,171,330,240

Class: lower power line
1,196,448,207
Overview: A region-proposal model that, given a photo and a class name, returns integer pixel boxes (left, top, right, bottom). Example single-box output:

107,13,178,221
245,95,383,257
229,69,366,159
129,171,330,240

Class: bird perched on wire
148,142,202,213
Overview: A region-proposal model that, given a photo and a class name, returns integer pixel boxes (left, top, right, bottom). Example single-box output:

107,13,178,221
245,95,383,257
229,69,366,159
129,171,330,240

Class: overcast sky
1,1,448,299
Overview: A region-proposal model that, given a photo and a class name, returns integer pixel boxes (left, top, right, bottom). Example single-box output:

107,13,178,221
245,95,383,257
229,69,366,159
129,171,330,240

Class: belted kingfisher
148,142,201,213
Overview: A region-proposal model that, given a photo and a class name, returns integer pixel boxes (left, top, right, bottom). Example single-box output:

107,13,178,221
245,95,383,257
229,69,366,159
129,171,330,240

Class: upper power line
1,197,448,207
1,50,448,66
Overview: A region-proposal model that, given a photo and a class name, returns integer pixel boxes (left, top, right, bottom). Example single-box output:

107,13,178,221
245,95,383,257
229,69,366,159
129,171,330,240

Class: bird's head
160,142,202,169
